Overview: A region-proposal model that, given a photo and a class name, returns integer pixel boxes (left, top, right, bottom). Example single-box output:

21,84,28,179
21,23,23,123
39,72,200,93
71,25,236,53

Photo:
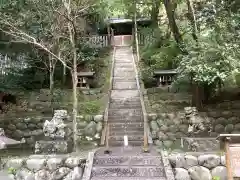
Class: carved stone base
35,140,73,154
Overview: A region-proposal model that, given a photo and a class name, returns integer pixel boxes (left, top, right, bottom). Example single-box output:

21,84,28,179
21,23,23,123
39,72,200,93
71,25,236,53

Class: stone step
113,81,137,90
113,72,136,78
114,64,134,69
109,140,143,146
113,76,136,81
91,177,167,180
109,102,141,109
115,59,133,63
109,135,143,141
108,116,143,122
111,90,139,99
110,98,141,103
93,156,163,166
109,126,144,132
95,146,159,156
91,166,165,177
109,122,143,129
112,78,136,82
109,130,143,136
114,67,134,71
108,109,142,117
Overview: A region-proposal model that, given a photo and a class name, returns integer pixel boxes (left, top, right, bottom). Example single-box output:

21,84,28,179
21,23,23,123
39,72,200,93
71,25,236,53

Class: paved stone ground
90,45,168,180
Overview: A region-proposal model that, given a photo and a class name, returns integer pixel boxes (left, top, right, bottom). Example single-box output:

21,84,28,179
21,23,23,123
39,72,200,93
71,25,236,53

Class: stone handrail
131,46,151,150
100,46,116,146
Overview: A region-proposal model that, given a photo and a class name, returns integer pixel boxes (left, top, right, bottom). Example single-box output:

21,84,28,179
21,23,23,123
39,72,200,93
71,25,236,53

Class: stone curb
161,150,175,180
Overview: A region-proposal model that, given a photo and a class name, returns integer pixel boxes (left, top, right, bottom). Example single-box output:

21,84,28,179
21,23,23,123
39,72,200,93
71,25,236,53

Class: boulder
94,115,103,122
51,167,71,180
150,120,159,131
220,155,226,166
47,158,64,171
84,121,97,136
214,124,225,133
96,122,103,133
169,154,197,169
185,155,198,168
225,124,234,133
15,168,35,180
211,166,227,180
26,158,46,172
35,169,51,180
188,166,212,180
198,155,220,169
174,168,190,180
157,131,168,141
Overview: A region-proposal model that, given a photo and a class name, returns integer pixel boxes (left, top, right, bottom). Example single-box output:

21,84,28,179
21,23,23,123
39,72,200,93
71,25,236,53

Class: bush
79,100,100,114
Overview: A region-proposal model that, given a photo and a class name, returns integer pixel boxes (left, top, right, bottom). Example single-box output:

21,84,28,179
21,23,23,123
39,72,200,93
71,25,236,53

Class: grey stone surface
0,171,15,180
5,158,24,169
51,167,71,180
150,120,159,131
94,115,103,122
198,155,220,169
220,155,226,166
35,169,51,180
16,168,34,180
188,166,212,180
26,158,46,172
174,168,190,180
65,157,83,168
47,158,63,171
84,121,97,136
169,154,197,169
211,166,227,180
185,155,198,168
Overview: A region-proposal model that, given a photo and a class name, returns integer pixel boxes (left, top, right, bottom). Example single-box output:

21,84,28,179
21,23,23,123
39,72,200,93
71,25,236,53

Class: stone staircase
108,47,144,146
89,46,170,180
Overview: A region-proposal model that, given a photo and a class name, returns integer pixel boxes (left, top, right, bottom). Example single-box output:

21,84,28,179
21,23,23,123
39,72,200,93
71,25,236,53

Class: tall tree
163,0,183,44
0,0,99,151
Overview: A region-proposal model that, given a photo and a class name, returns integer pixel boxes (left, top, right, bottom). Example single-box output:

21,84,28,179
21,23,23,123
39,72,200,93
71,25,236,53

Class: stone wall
0,116,48,145
168,153,227,180
0,114,104,147
148,110,240,149
76,115,103,147
0,154,86,180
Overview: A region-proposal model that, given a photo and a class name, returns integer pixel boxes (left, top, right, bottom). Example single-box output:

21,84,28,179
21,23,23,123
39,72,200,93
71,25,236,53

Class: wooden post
104,123,110,154
225,137,233,180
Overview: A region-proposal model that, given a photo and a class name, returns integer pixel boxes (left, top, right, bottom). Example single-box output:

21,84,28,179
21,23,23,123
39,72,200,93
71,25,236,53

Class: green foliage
212,176,220,180
140,31,181,87
7,167,16,175
79,100,100,114
177,35,239,86
235,73,240,87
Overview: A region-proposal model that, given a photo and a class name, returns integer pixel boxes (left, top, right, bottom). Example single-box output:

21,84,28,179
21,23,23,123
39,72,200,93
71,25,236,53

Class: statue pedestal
35,140,73,154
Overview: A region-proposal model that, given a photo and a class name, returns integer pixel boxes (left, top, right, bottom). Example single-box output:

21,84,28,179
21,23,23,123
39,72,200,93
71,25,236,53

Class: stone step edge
92,165,164,168
90,177,167,180
94,156,162,159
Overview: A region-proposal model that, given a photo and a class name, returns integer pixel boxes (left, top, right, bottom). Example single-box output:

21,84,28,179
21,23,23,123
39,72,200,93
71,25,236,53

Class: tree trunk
134,0,140,62
62,62,66,85
71,68,78,152
163,0,182,44
186,0,198,41
49,68,54,95
150,0,160,27
191,83,203,109
66,0,78,152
